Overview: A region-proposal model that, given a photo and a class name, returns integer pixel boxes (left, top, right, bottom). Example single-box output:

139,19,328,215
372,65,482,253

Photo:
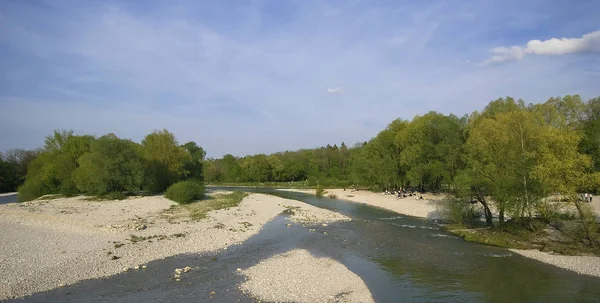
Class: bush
440,198,481,226
316,186,325,197
165,181,205,204
17,177,51,202
327,193,338,199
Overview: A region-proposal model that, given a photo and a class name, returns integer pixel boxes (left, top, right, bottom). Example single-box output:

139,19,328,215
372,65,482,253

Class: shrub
327,193,338,199
17,177,51,202
316,186,325,197
440,198,481,226
165,181,205,204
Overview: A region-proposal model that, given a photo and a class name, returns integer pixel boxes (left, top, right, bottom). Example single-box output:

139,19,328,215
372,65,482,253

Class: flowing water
9,188,600,302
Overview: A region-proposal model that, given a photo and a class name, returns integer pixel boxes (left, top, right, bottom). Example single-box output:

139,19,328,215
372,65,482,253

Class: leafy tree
396,112,464,192
17,130,94,200
142,129,191,193
181,141,206,181
580,97,600,172
73,134,145,194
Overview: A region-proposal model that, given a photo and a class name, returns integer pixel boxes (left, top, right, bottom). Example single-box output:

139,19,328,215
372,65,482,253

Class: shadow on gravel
9,189,600,303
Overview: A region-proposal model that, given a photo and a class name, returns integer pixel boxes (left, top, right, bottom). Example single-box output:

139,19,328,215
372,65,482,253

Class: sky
1,0,599,157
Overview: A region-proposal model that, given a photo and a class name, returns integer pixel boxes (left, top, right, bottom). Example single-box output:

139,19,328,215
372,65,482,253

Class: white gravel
0,192,348,300
239,249,374,303
280,188,445,219
510,249,600,277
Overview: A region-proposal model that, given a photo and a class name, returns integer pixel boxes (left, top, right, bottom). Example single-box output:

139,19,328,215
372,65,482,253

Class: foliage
165,180,205,204
17,131,94,201
142,129,192,193
439,198,481,226
315,185,325,197
73,134,145,194
181,141,206,181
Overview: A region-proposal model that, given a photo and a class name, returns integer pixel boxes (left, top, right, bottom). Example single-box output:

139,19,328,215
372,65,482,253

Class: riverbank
279,188,446,219
0,191,351,300
282,188,600,278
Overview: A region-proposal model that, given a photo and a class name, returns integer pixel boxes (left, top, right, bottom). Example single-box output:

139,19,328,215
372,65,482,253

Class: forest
0,130,205,202
2,95,600,226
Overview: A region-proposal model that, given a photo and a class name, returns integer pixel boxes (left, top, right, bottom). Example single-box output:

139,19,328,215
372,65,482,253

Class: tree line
2,94,599,225
5,129,205,202
204,95,600,226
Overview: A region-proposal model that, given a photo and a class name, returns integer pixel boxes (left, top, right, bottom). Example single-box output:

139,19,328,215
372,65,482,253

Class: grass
84,191,128,201
445,218,600,256
188,191,248,220
162,191,249,222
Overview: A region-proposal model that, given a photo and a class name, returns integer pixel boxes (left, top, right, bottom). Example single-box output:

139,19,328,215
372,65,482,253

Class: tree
2,148,39,190
141,129,191,192
73,134,145,194
181,141,206,181
580,97,600,172
396,112,463,192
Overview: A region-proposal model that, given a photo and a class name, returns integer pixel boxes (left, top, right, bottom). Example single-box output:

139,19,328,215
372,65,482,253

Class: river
9,188,600,302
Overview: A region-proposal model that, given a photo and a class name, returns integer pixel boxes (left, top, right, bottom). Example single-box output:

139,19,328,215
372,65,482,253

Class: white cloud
327,87,342,94
484,30,600,64
483,46,525,65
525,30,600,55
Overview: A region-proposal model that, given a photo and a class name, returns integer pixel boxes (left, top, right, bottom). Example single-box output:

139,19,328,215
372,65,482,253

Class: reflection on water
12,187,600,302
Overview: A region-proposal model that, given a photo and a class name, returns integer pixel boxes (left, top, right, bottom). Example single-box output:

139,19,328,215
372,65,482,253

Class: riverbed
4,189,600,302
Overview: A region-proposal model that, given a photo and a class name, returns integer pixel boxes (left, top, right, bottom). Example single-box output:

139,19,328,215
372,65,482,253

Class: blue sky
1,0,599,157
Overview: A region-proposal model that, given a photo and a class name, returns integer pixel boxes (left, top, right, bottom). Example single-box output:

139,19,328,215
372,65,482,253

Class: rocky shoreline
0,192,352,300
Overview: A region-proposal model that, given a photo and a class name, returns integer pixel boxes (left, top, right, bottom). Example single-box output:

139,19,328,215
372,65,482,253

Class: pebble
183,266,192,273
322,223,328,227
122,267,129,272
174,274,181,279
237,268,242,272
174,268,182,274
175,278,181,282
142,265,147,269
134,265,140,270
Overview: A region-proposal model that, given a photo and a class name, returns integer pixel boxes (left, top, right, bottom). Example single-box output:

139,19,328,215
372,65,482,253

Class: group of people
583,193,594,203
383,188,425,200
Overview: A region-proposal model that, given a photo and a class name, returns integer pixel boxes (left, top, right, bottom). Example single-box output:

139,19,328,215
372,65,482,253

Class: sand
279,188,445,219
239,249,374,303
0,191,350,300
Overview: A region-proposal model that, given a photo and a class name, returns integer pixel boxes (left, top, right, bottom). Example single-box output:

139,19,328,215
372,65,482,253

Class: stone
134,265,140,270
285,223,292,227
174,274,181,279
183,266,192,273
236,268,242,272
323,232,328,235
175,278,181,282
174,268,183,274
142,265,147,269
122,267,129,272
209,291,216,295
322,223,328,227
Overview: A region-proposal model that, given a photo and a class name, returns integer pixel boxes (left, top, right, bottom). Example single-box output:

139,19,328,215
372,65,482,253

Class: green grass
162,191,249,222
84,191,127,201
445,219,600,256
187,191,248,220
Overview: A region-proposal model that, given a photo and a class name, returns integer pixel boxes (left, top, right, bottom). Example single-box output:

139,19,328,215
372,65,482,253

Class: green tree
181,141,206,181
396,112,463,192
73,134,145,194
141,129,191,192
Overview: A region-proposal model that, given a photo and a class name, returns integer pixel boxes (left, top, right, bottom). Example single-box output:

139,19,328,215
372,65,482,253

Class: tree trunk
477,195,494,227
499,207,505,225
573,199,594,247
